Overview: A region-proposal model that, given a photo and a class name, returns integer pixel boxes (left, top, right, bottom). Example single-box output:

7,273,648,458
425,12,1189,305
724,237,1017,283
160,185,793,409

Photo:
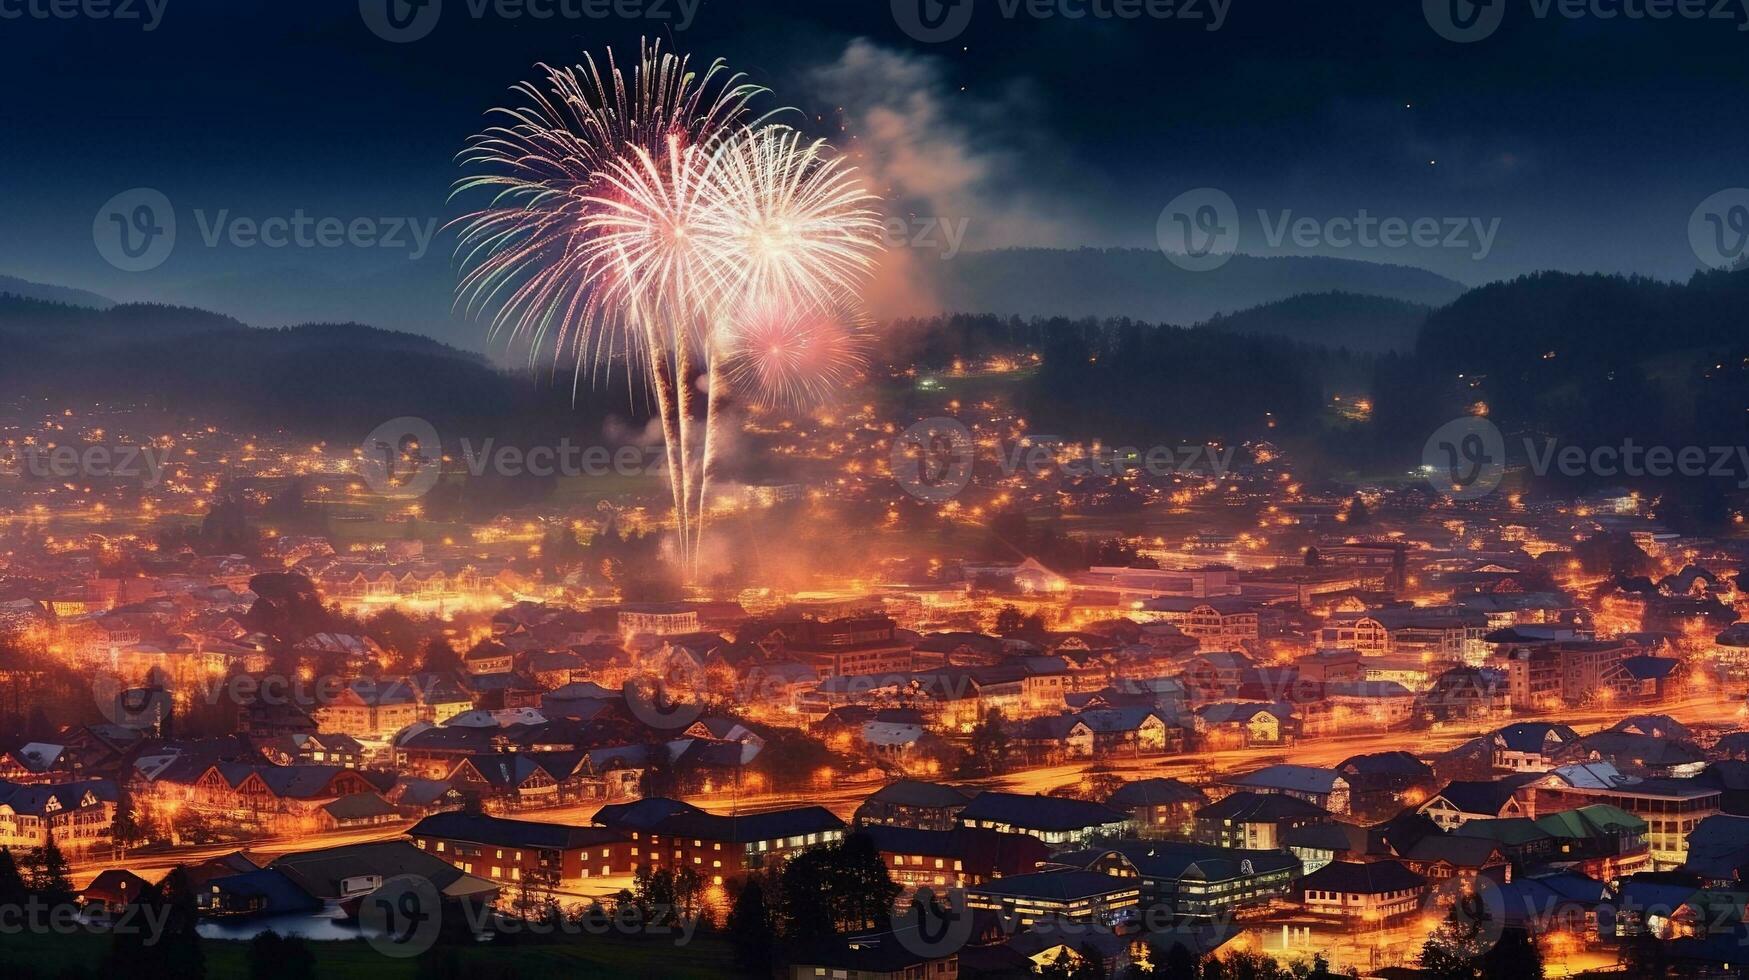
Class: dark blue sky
3,0,1747,346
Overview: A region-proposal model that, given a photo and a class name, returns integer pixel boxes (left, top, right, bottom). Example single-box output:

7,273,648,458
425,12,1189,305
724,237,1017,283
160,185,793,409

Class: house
1283,822,1370,874
266,839,500,906
957,792,1130,846
593,797,846,882
1553,731,1707,779
81,869,153,915
1399,835,1511,888
1448,817,1558,870
1601,656,1687,704
1074,707,1175,755
965,869,1142,927
0,743,80,784
204,867,323,918
785,929,959,980
1195,792,1332,850
410,811,632,884
1492,723,1580,773
446,754,559,809
1420,665,1510,723
0,778,118,851
1192,701,1294,748
316,792,399,831
1337,752,1436,816
860,824,1049,890
1103,779,1207,839
1530,763,1721,868
1219,765,1351,815
1418,776,1536,830
1532,804,1651,880
1050,841,1300,916
256,733,367,769
1494,870,1613,933
854,780,973,831
1296,860,1427,923
1679,814,1749,886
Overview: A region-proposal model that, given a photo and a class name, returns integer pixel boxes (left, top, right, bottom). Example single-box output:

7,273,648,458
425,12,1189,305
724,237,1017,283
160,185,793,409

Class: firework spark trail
452,39,766,572
455,41,883,578
689,126,885,558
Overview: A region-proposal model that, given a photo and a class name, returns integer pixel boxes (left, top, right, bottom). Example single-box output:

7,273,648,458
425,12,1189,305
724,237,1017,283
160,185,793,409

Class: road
75,688,1749,895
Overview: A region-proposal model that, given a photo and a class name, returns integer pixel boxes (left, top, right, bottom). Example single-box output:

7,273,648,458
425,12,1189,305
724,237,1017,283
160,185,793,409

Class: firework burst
723,301,871,410
452,40,883,577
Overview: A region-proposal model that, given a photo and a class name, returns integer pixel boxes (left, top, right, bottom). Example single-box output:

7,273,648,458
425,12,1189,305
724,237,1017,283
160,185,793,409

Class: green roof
1451,817,1552,846
1534,804,1645,839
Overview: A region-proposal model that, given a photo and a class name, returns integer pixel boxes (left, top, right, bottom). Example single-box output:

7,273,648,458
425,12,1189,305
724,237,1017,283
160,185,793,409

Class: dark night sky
3,0,1748,344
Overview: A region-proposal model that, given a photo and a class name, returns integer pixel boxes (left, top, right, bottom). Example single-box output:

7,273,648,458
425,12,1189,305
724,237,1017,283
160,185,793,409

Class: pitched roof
1197,791,1330,823
1492,723,1578,754
1426,777,1532,816
1105,778,1206,808
863,780,973,809
1298,860,1426,895
1403,834,1508,868
1282,822,1369,854
1224,765,1345,796
412,811,627,850
969,869,1136,901
1451,817,1555,847
958,792,1128,832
